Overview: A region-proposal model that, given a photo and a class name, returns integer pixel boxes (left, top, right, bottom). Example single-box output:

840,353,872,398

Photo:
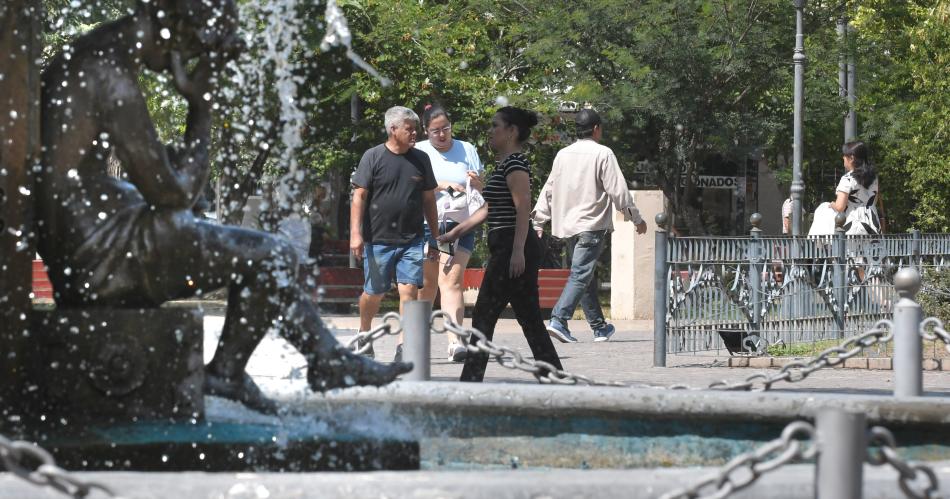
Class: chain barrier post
816,408,865,499
654,212,669,367
749,213,763,336
893,267,923,397
403,300,432,381
833,213,848,339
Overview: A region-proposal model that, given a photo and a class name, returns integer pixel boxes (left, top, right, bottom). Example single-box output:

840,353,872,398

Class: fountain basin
300,381,950,470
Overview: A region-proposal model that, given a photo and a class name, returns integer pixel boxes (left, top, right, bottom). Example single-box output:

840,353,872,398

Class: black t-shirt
483,152,531,232
352,144,437,244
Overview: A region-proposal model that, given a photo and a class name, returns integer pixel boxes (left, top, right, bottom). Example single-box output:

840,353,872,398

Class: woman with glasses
438,106,563,382
416,104,484,362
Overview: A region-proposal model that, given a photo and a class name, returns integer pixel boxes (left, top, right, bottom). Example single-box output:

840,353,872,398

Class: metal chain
920,317,950,356
344,311,403,354
426,312,898,392
430,311,628,386
658,421,817,499
0,435,120,498
707,320,894,391
867,426,941,499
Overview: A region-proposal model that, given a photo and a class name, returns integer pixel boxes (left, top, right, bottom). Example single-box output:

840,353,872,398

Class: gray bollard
816,408,866,499
402,300,432,381
893,267,923,398
654,213,669,367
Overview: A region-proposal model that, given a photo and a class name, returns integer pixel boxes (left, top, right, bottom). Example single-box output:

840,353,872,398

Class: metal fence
654,213,950,358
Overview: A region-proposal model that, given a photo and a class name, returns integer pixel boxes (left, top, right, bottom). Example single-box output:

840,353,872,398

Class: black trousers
460,227,563,382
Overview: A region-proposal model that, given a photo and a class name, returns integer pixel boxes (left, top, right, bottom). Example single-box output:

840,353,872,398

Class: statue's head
142,0,243,60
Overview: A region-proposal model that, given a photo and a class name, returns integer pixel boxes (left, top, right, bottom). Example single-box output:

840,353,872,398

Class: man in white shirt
532,109,647,343
782,197,792,234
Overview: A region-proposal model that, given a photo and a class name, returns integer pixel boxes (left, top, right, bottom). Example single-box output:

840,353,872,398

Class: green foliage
767,339,839,358
854,1,950,232
920,267,950,323
40,0,950,236
487,0,798,234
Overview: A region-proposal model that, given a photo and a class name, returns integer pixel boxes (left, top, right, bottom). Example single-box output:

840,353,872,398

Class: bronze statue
35,0,410,414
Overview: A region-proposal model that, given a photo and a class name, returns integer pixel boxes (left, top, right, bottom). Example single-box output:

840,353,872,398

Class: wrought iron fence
656,214,950,357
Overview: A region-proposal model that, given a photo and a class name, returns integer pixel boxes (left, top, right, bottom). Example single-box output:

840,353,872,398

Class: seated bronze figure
35,0,410,413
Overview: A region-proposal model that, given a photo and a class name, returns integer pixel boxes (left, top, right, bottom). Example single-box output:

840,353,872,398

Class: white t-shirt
414,139,483,219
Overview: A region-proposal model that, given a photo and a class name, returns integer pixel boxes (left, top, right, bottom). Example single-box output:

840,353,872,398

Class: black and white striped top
483,152,531,232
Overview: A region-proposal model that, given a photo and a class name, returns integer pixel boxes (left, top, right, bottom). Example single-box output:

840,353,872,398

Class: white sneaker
448,343,467,363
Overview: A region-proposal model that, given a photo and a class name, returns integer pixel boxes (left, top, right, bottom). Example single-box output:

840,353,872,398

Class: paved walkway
193,302,950,395
317,315,950,394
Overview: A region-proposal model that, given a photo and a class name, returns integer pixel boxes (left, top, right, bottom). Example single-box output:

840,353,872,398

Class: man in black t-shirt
350,106,439,361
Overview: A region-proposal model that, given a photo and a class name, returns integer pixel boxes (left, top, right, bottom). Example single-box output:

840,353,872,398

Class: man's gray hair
384,106,420,134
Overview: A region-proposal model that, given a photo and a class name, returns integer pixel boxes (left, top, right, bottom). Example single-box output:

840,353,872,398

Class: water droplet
18,186,30,196
160,28,171,40
8,110,17,120
98,212,107,220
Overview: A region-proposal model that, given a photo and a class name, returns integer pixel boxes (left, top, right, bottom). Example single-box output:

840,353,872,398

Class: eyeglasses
427,125,452,136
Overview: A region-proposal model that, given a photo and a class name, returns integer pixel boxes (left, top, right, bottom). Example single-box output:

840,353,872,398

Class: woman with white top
809,141,882,236
416,105,484,362
831,141,881,234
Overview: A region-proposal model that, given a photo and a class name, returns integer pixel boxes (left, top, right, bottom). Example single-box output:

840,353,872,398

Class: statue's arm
107,81,208,210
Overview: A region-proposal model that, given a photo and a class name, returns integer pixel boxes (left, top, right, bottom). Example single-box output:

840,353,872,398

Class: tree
854,0,950,232
477,0,798,234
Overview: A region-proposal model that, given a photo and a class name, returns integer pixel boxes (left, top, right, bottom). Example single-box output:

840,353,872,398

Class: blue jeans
550,230,607,331
362,236,425,295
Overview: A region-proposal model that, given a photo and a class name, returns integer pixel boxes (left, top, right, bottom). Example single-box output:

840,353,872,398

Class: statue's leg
181,220,410,402
280,298,412,392
173,221,300,413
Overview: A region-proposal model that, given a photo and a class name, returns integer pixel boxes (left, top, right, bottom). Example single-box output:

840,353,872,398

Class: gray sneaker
546,320,578,343
593,324,616,342
448,343,468,363
357,336,375,359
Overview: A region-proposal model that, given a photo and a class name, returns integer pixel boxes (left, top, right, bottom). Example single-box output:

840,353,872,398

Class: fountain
1,0,413,472
3,1,950,497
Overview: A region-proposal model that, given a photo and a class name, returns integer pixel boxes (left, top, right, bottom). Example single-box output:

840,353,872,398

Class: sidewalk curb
725,356,944,371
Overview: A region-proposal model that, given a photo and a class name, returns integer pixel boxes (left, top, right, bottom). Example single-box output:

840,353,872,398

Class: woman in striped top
438,106,563,382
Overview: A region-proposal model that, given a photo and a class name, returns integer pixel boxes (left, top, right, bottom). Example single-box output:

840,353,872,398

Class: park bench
31,258,53,301
461,267,570,309
313,240,572,311
33,250,573,311
32,237,573,311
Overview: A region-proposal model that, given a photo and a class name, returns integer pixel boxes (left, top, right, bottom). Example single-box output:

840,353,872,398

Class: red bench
32,259,54,301
462,268,570,309
34,250,572,310
315,240,570,309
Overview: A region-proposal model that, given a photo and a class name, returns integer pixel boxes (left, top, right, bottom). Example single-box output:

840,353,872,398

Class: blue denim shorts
362,236,425,295
423,222,476,254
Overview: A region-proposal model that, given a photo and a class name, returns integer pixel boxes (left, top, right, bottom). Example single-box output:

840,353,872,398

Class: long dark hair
842,141,876,188
421,104,449,130
496,106,538,143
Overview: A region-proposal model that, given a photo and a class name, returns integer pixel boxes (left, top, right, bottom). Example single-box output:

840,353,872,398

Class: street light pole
791,0,806,236
846,23,857,141
837,15,854,142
